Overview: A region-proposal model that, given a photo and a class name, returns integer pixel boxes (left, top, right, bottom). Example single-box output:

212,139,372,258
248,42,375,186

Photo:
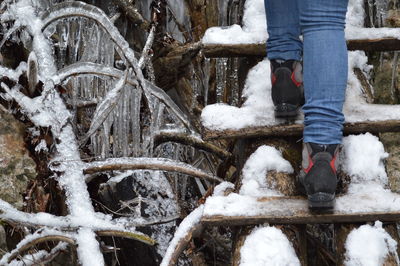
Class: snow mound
240,226,300,266
202,0,267,44
345,221,399,266
240,145,293,197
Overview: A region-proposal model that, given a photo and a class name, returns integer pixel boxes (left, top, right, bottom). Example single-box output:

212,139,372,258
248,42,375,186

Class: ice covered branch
83,157,223,183
1,232,75,264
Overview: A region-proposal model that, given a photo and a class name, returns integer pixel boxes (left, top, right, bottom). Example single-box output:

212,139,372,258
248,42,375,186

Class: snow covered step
202,119,400,140
202,38,400,58
201,195,400,225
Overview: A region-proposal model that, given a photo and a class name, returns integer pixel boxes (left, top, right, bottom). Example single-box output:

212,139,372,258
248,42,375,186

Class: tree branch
83,157,223,183
6,235,75,263
113,0,151,31
96,230,157,246
154,130,231,159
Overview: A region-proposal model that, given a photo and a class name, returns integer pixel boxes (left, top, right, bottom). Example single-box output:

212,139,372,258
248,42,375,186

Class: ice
240,226,300,266
34,139,48,152
344,221,399,265
0,62,27,81
80,70,128,146
240,145,293,197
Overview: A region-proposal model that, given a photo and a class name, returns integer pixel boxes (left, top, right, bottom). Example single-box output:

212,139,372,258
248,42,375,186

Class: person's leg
264,0,304,117
299,0,349,144
264,0,302,61
298,0,348,210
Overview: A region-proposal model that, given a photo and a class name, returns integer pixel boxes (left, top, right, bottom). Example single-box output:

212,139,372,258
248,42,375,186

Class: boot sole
274,103,299,118
308,192,335,211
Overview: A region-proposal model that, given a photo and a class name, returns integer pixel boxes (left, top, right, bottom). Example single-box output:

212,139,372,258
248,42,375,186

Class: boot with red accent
298,143,340,210
270,59,304,118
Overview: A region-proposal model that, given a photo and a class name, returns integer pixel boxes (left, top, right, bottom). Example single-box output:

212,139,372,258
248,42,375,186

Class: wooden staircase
164,35,400,265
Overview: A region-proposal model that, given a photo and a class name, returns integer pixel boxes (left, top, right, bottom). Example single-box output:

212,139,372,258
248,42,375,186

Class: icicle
131,88,142,157
368,0,375,27
391,51,399,101
375,0,389,27
80,70,128,146
216,58,228,103
229,58,240,106
203,58,211,106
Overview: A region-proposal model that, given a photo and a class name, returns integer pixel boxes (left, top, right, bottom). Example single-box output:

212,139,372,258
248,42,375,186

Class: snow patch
341,133,388,184
240,145,293,197
240,226,300,266
345,221,399,266
202,0,267,44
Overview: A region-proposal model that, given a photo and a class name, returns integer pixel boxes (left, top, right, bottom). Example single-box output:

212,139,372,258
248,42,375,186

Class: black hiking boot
270,60,304,118
298,143,340,211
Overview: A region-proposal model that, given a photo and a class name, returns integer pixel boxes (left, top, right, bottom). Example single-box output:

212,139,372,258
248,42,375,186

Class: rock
0,106,37,210
379,132,400,193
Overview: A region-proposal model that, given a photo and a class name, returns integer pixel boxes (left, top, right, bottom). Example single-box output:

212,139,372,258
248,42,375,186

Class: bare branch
83,157,223,183
113,0,151,30
5,235,75,263
154,130,231,159
96,230,156,246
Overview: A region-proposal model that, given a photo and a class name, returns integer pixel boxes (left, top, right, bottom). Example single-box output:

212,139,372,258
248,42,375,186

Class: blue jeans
264,0,348,144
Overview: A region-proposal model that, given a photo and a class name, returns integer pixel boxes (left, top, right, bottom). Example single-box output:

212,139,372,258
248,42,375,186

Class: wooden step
202,119,400,140
201,195,400,225
203,38,400,58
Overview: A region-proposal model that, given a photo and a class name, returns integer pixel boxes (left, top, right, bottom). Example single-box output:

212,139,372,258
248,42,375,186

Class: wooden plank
201,196,400,225
203,38,400,58
202,119,400,140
